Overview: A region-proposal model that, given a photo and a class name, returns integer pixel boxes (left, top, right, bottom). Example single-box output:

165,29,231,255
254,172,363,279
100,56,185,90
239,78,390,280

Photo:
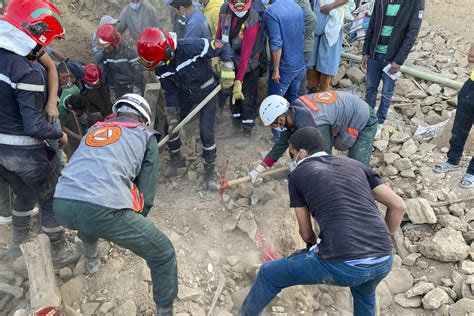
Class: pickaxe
158,84,222,148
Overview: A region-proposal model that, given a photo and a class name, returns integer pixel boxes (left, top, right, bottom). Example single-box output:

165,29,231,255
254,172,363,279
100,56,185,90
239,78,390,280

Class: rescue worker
248,91,378,182
82,63,113,116
0,0,82,266
116,0,162,42
215,0,265,142
53,94,177,316
95,24,144,100
170,0,212,39
136,27,235,190
202,0,224,37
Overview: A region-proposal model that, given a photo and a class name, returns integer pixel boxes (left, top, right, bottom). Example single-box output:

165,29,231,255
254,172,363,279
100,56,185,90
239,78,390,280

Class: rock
60,276,86,306
395,79,417,96
0,283,23,299
59,267,73,281
237,211,258,240
418,227,470,262
449,204,465,217
383,153,401,165
402,253,422,266
427,84,442,96
81,302,100,315
116,299,137,316
227,256,240,266
391,132,411,144
438,214,468,232
345,67,366,84
422,288,449,309
394,294,422,308
452,271,465,298
418,143,437,153
399,139,417,158
223,211,240,232
393,158,413,171
320,293,335,306
73,258,86,276
405,198,437,224
383,165,398,176
99,302,114,314
461,261,474,275
373,140,389,152
384,268,414,294
449,298,474,315
400,169,416,178
377,280,394,308
231,286,251,308
406,90,427,99
178,285,202,302
238,183,254,199
423,96,437,106
339,78,353,88
217,311,233,316
406,282,435,298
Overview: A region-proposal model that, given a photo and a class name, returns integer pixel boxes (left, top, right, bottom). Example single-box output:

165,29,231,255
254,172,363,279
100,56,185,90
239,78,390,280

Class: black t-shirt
288,154,392,262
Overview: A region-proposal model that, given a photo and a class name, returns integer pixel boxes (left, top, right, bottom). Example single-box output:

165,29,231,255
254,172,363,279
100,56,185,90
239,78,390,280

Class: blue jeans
240,251,393,316
365,53,396,124
448,79,474,175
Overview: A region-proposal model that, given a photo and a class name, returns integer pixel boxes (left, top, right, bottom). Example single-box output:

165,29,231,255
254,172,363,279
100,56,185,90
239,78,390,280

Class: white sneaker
0,215,12,225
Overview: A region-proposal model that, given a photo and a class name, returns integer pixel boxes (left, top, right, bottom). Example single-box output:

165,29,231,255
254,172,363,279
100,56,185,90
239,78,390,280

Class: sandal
433,162,460,173
459,174,474,189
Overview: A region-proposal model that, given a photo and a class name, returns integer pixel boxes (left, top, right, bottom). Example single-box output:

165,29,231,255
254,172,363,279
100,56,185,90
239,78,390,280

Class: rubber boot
84,241,101,274
320,73,332,92
164,152,186,178
51,239,84,269
3,224,29,261
235,127,252,150
306,68,319,93
155,304,173,316
204,162,218,191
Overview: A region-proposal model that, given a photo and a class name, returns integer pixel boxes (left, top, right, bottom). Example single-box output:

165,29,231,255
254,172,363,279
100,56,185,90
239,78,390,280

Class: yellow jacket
203,0,224,37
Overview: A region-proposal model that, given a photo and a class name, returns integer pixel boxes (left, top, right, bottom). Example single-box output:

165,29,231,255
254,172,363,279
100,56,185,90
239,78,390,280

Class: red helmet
136,27,176,70
83,63,101,86
228,0,252,12
0,0,65,46
96,24,121,48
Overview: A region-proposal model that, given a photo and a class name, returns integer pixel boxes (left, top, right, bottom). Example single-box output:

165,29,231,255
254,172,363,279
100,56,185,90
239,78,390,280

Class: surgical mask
287,150,301,172
261,0,269,5
130,2,141,10
273,127,287,132
234,10,248,18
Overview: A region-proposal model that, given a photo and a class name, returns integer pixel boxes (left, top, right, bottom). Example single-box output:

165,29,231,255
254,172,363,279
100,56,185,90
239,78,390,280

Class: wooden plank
20,234,62,309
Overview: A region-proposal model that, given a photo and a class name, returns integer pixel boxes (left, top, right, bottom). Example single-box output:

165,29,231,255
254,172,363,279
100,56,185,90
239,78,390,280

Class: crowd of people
0,0,472,315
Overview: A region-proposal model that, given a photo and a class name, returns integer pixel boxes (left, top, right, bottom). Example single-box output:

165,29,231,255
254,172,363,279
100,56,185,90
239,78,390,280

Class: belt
0,133,44,146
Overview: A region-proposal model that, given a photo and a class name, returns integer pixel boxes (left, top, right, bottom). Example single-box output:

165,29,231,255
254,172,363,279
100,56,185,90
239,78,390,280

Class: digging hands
248,164,266,184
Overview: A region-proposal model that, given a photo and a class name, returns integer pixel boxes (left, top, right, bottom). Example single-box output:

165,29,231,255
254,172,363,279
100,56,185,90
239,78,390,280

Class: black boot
51,239,83,269
4,221,30,261
84,241,101,274
155,304,173,316
204,162,218,191
163,152,186,178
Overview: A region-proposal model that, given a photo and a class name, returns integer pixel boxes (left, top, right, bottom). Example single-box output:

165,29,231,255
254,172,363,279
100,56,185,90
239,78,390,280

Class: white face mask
234,10,248,18
287,150,301,172
130,2,141,10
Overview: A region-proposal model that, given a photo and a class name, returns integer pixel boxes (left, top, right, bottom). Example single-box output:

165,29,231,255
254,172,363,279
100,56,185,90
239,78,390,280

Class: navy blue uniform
155,38,232,163
0,48,64,242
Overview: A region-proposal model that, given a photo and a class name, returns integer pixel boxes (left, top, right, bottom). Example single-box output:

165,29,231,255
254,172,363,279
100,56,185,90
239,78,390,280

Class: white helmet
112,93,152,125
259,95,290,126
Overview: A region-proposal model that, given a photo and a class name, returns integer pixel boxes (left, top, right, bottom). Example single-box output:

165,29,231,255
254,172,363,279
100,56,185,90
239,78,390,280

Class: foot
2,245,22,262
459,174,474,189
163,154,186,178
84,241,101,274
204,163,218,191
155,304,173,316
0,215,12,225
51,240,84,269
433,162,460,173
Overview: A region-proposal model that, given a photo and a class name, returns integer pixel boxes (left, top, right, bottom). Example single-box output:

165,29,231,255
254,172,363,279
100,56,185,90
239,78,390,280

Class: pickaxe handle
219,166,288,190
158,84,222,148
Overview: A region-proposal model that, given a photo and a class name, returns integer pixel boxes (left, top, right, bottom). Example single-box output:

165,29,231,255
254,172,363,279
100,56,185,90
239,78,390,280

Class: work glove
211,57,221,74
164,107,180,136
248,164,266,184
220,61,235,90
232,80,244,104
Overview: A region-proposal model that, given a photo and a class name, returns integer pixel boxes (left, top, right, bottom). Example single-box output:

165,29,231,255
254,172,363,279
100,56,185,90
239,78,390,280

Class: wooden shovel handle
226,166,288,187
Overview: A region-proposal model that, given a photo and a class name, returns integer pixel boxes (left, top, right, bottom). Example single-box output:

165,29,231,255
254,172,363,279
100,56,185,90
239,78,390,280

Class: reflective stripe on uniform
0,133,44,146
0,74,45,92
103,58,129,64
168,134,180,142
42,225,64,233
203,144,216,151
129,57,140,63
12,209,33,217
158,39,210,80
232,113,241,118
242,119,254,124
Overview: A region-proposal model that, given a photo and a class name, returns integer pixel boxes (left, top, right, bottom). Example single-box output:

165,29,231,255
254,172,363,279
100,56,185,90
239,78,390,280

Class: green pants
317,108,378,166
53,198,177,307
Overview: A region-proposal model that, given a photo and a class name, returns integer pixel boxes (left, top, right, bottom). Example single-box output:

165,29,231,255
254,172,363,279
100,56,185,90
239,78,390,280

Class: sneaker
0,215,12,225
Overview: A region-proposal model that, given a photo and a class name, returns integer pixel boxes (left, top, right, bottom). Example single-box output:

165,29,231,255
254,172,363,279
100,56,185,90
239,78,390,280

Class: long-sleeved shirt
176,9,212,39
116,3,162,41
294,0,316,53
264,0,305,73
202,0,224,37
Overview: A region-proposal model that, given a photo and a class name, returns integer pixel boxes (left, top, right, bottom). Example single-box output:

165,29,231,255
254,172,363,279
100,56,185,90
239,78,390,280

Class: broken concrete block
405,198,437,224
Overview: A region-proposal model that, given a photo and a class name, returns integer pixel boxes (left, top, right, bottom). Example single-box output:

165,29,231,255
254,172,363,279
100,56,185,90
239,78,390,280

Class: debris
418,227,470,262
406,282,435,298
207,277,225,316
0,283,23,299
405,198,437,224
421,288,449,309
384,268,414,294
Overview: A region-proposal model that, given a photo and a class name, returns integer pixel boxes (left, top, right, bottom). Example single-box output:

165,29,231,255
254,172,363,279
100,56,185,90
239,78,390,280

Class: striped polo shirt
376,0,403,54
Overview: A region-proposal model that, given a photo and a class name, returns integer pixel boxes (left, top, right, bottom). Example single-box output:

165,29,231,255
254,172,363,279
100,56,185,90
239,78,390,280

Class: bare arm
294,206,318,244
62,126,82,142
271,49,282,82
320,0,349,14
468,44,474,64
39,54,59,124
372,184,406,235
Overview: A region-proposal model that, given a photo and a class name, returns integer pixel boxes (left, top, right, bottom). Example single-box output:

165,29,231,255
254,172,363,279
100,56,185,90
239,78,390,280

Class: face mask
234,10,248,18
287,150,301,172
273,127,287,132
261,0,269,5
63,81,74,89
130,2,141,10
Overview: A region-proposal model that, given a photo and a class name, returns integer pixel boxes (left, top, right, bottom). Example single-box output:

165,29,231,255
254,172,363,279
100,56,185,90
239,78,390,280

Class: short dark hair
67,94,89,113
170,0,192,8
288,127,327,155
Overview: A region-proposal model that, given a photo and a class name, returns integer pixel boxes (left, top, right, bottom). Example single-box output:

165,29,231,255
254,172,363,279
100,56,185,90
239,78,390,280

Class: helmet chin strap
26,44,44,61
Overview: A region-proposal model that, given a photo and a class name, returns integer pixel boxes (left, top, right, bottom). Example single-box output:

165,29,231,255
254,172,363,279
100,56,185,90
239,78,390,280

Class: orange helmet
136,27,176,70
83,63,101,86
0,0,65,46
96,24,121,48
228,0,252,13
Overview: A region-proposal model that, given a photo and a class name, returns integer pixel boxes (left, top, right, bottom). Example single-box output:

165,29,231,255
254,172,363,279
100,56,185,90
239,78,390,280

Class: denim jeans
240,251,393,316
167,87,218,163
448,79,474,175
365,53,396,124
53,198,178,307
0,146,63,241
